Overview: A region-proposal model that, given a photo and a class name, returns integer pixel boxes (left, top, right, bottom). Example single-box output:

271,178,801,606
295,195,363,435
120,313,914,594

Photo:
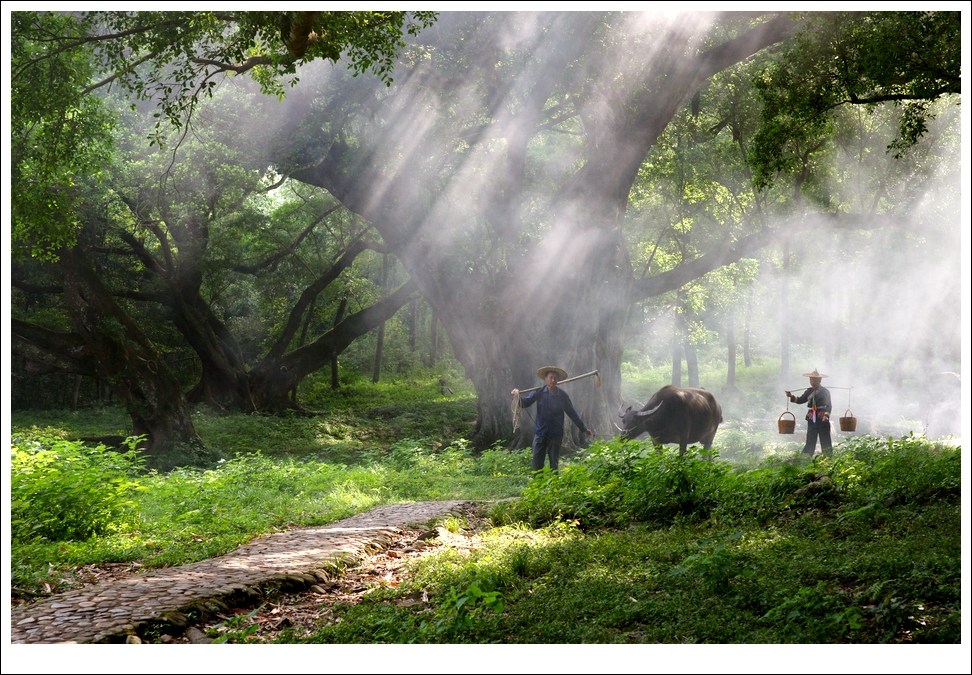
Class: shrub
10,432,146,541
830,435,961,508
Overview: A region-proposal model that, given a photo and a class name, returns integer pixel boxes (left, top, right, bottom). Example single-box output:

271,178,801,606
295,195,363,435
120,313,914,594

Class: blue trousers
532,435,564,471
802,420,833,455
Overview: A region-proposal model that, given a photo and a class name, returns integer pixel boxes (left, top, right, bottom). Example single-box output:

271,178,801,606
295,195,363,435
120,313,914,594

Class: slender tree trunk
726,314,737,388
407,298,417,354
780,239,791,380
685,340,699,387
671,312,683,386
290,297,319,405
429,310,438,367
330,295,348,390
372,253,390,383
743,288,753,367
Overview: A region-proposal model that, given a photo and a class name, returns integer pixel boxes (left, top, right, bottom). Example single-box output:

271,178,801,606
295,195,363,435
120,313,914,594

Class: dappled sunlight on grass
10,373,961,643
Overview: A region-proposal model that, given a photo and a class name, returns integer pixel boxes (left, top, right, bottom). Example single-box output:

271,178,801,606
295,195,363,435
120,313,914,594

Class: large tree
9,10,436,452
12,95,421,419
273,11,958,447
10,10,960,450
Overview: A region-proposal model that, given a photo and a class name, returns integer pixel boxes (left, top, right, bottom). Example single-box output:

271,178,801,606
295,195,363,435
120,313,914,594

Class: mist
135,11,972,448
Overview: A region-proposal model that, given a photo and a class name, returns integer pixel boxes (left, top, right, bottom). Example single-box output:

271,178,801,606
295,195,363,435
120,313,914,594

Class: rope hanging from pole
511,391,523,435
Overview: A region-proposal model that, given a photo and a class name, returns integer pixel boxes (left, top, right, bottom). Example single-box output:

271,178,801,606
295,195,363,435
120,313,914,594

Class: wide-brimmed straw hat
801,369,827,379
537,366,568,381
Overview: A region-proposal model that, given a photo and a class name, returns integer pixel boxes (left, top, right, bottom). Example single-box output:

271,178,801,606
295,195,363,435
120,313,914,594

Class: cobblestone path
10,500,471,644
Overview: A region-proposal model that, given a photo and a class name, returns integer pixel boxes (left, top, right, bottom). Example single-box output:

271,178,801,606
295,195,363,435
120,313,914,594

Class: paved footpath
10,500,470,644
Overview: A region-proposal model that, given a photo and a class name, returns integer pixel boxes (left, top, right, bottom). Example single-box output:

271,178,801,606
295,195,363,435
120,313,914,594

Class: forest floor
161,501,492,644
11,501,492,645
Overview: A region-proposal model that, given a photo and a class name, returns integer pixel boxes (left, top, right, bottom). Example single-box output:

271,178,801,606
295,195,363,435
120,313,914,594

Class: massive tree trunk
176,297,255,411
118,221,255,412
285,12,796,447
58,247,201,456
122,203,410,412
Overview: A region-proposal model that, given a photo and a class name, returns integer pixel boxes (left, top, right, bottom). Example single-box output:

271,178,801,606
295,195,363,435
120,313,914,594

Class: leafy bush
829,435,961,508
761,581,863,642
10,431,146,541
497,435,961,532
711,460,811,523
472,443,532,476
622,447,729,525
378,438,475,473
516,464,627,527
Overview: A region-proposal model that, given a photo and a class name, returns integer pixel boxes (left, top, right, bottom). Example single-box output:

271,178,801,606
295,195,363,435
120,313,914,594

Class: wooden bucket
778,411,796,434
839,409,857,432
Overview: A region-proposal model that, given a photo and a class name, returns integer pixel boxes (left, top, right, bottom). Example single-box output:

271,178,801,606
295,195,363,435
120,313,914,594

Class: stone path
9,500,471,644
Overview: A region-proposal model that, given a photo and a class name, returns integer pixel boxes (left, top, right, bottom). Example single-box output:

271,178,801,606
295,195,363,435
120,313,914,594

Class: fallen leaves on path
158,502,489,644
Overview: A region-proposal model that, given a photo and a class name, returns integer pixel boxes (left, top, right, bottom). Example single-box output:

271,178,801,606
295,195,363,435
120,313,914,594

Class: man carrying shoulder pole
511,366,594,471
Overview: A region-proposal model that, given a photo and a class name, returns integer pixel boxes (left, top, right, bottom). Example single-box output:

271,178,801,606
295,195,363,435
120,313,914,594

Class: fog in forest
212,11,966,448
4,10,967,450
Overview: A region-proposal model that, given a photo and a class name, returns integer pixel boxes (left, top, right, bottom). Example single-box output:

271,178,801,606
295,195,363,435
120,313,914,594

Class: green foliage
378,438,474,474
472,444,532,477
762,581,863,641
9,400,960,644
497,435,960,535
55,11,435,145
10,431,146,542
710,460,808,523
9,9,438,257
299,435,959,644
500,462,625,529
10,12,116,258
750,11,960,189
828,434,961,508
496,439,732,529
8,397,530,593
424,579,505,640
668,532,745,595
209,607,265,644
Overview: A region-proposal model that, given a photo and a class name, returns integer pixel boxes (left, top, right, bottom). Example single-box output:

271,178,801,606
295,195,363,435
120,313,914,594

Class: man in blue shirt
512,365,593,471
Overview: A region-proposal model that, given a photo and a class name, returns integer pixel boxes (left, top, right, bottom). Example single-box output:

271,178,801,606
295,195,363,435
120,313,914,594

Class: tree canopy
749,11,961,188
8,10,961,455
10,10,437,257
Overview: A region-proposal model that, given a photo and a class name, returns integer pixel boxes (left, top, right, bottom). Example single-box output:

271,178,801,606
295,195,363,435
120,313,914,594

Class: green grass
8,373,963,645
288,501,960,644
11,371,479,463
9,373,526,594
10,440,532,593
283,436,961,645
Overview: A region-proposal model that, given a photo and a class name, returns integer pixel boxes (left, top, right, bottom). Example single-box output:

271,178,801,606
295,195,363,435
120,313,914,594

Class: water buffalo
617,385,723,456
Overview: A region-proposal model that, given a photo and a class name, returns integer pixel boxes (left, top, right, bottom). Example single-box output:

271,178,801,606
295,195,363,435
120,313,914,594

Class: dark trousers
532,434,563,471
802,420,833,455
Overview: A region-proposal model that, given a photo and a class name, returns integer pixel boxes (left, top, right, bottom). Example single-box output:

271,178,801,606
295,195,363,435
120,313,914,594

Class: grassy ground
8,372,964,651
283,437,962,646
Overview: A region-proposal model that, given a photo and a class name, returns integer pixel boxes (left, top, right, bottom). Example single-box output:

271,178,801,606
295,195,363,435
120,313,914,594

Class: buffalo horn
636,400,664,417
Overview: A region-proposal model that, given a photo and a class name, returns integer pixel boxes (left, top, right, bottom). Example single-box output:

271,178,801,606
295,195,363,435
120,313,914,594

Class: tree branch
265,237,386,360
229,205,342,275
